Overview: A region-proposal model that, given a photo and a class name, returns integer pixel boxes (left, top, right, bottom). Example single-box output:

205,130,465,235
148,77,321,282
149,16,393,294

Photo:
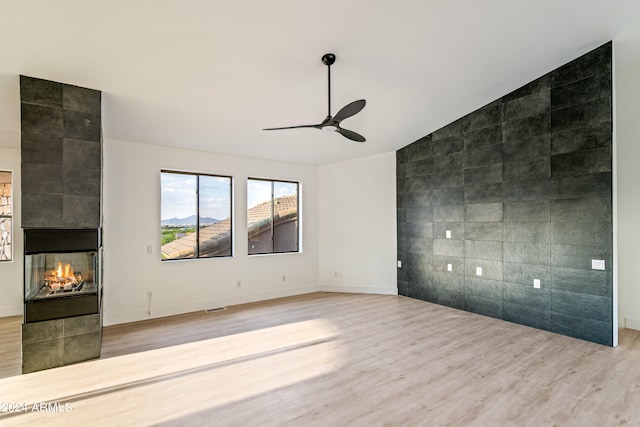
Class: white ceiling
1,0,640,165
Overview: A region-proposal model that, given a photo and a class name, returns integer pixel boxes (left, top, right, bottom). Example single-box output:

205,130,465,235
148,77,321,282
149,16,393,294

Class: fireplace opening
24,229,101,323
26,251,98,299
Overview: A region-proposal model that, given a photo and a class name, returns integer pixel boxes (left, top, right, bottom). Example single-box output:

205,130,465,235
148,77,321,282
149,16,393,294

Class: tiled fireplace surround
20,76,103,373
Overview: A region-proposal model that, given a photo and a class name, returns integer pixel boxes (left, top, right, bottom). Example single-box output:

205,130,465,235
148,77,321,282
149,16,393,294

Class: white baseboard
318,284,398,295
103,285,320,326
0,306,22,318
625,317,640,331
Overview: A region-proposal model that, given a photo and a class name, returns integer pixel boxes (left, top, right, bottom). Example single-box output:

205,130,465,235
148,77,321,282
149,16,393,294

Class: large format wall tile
21,75,102,229
397,42,613,346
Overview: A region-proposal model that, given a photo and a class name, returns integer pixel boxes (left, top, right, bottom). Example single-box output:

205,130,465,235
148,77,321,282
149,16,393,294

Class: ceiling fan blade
263,124,320,131
336,127,366,142
332,99,366,123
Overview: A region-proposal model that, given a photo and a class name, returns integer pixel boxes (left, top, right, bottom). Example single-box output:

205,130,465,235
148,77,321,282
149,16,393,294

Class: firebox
24,229,101,323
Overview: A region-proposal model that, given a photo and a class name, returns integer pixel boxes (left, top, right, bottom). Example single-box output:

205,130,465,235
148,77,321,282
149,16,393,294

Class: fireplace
24,229,101,323
20,76,104,373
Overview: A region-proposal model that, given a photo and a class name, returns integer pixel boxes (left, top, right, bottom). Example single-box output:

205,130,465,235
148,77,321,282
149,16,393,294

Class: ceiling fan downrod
322,53,336,118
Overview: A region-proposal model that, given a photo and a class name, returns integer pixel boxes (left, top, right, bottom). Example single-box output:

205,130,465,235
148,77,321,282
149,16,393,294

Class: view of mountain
161,215,218,226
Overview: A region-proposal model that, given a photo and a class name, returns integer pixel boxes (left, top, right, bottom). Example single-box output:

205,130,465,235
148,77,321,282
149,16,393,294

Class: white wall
0,147,22,317
103,139,320,325
616,61,640,330
318,152,397,294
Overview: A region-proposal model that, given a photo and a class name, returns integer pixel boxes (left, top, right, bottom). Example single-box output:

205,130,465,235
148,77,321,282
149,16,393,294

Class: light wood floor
1,292,640,426
0,315,21,379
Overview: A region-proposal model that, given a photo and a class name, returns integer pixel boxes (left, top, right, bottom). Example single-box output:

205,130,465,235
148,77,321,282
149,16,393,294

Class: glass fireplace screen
25,251,98,301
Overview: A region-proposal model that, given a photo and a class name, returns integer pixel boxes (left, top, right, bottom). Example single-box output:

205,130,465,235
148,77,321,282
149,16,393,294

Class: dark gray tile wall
20,75,102,228
397,42,613,346
22,314,102,373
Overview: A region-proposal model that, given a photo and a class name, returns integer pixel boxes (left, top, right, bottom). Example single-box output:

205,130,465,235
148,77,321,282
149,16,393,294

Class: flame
55,262,74,279
46,262,81,289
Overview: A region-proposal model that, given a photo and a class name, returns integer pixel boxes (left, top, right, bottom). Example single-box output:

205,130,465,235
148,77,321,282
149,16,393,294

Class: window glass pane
0,170,12,262
160,172,197,259
273,181,298,253
247,179,273,255
198,175,232,257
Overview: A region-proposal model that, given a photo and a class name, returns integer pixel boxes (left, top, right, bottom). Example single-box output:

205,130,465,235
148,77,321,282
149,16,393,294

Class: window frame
247,177,300,256
160,170,233,261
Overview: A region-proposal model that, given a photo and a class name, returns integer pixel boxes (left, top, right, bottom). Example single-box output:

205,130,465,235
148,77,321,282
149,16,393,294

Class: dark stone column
20,76,102,228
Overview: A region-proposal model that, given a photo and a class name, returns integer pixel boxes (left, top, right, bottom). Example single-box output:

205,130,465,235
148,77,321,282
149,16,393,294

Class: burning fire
45,262,82,291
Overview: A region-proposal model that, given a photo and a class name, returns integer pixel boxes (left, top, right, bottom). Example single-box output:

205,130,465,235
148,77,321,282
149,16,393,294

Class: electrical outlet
446,230,452,239
146,245,152,255
282,275,286,282
592,259,605,270
236,281,241,288
447,263,453,272
476,267,482,276
533,279,541,289
397,260,402,268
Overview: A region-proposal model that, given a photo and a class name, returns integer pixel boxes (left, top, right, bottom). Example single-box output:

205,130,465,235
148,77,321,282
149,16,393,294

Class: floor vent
204,307,227,313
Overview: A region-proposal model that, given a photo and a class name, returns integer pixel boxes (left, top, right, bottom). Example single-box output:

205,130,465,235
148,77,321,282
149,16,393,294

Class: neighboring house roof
161,194,297,259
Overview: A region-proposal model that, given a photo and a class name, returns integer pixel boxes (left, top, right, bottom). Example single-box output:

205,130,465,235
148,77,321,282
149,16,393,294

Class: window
0,171,12,262
161,171,232,260
247,178,299,255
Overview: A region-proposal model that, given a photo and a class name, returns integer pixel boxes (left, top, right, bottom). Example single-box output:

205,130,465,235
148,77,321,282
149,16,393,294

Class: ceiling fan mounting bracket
322,53,336,66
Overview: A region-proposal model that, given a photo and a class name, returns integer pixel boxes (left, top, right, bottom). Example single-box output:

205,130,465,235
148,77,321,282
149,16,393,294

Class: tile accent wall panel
465,222,502,241
551,122,611,155
551,267,611,296
432,137,464,157
432,205,464,223
550,244,612,271
432,288,465,310
503,135,551,162
464,184,503,204
21,76,102,229
63,84,101,115
503,303,551,330
503,200,550,222
464,125,502,150
503,282,550,311
433,222,464,239
21,134,64,164
396,42,613,346
503,262,551,287
20,104,64,136
464,294,503,319
20,76,63,107
551,312,611,346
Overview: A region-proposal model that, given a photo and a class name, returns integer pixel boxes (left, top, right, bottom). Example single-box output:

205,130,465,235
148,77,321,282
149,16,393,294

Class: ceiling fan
263,53,366,142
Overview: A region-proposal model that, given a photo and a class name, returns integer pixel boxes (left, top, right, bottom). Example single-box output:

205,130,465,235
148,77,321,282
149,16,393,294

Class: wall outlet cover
533,279,541,289
447,263,453,272
591,259,606,270
446,230,452,239
476,267,482,276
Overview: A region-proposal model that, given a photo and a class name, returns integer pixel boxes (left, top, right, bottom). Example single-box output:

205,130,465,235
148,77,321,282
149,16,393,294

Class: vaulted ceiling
1,0,639,164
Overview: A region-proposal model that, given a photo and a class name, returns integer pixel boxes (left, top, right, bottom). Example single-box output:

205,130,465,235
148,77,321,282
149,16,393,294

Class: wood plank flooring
0,315,21,379
1,292,640,426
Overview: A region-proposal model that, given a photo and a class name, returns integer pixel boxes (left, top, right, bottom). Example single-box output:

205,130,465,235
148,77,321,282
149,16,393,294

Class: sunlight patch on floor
0,318,343,426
